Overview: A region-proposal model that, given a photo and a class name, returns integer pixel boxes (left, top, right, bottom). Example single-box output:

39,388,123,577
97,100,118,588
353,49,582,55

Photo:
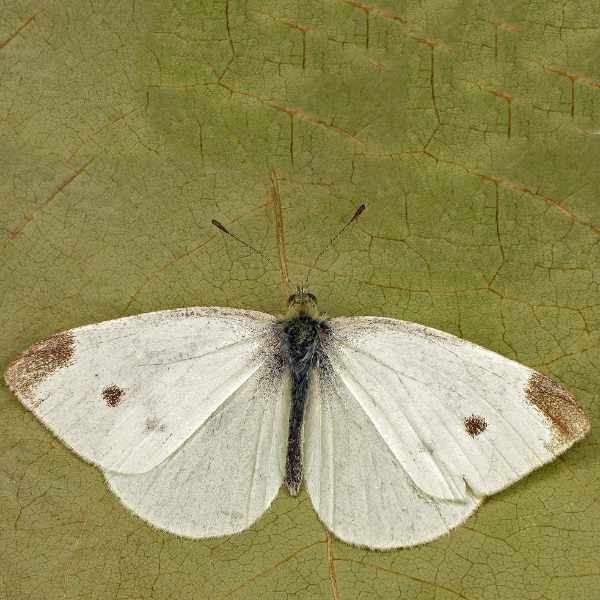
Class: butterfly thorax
281,293,328,496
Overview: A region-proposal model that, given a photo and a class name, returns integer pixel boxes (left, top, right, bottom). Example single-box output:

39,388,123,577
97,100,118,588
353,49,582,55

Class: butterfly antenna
211,219,276,268
303,204,366,288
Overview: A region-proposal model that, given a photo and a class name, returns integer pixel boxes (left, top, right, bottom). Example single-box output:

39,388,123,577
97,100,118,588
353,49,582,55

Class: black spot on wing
103,384,123,407
464,414,487,437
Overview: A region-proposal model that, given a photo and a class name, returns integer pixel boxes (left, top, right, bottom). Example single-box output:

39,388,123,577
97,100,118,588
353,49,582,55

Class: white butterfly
4,288,589,549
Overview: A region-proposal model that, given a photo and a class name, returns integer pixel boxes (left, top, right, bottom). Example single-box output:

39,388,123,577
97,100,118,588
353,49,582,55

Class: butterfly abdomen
281,315,328,495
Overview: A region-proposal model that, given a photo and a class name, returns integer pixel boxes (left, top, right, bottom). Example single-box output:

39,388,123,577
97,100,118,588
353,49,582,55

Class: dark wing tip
4,331,75,403
525,372,590,447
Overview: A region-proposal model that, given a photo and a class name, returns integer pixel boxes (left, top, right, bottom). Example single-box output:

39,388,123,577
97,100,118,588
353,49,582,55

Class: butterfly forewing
5,307,280,475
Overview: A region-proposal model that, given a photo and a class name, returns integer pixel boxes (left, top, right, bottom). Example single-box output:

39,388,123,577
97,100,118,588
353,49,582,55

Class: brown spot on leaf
464,414,487,437
4,331,75,405
526,372,590,448
102,385,123,407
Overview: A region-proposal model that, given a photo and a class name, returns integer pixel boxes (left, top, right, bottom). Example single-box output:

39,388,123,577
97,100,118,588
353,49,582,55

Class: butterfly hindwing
4,307,280,475
105,365,290,537
304,359,481,549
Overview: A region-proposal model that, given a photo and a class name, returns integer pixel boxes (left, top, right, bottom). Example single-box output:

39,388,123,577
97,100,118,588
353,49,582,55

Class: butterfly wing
105,365,290,537
303,316,589,549
4,307,281,475
304,363,481,549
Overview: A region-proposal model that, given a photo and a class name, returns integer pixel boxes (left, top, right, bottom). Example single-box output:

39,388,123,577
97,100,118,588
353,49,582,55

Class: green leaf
1,1,598,599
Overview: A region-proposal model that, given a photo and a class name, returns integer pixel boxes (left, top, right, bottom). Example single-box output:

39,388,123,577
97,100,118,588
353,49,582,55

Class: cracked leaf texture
1,1,599,599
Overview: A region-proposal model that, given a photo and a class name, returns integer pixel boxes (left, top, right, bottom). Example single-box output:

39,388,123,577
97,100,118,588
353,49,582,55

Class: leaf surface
1,1,598,599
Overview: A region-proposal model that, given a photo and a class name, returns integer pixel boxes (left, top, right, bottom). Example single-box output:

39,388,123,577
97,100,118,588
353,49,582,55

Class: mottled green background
1,1,599,599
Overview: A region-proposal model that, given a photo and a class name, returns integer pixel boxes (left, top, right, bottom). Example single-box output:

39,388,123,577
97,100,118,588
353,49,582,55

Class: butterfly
3,211,590,550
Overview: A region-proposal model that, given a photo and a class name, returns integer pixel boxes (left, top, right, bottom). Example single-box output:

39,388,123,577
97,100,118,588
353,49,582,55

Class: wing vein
334,335,544,482
333,352,463,498
245,376,272,526
116,362,263,473
133,334,262,367
322,378,336,529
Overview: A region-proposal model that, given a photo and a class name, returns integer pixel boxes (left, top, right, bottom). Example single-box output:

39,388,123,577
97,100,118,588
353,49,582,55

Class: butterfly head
286,287,320,319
